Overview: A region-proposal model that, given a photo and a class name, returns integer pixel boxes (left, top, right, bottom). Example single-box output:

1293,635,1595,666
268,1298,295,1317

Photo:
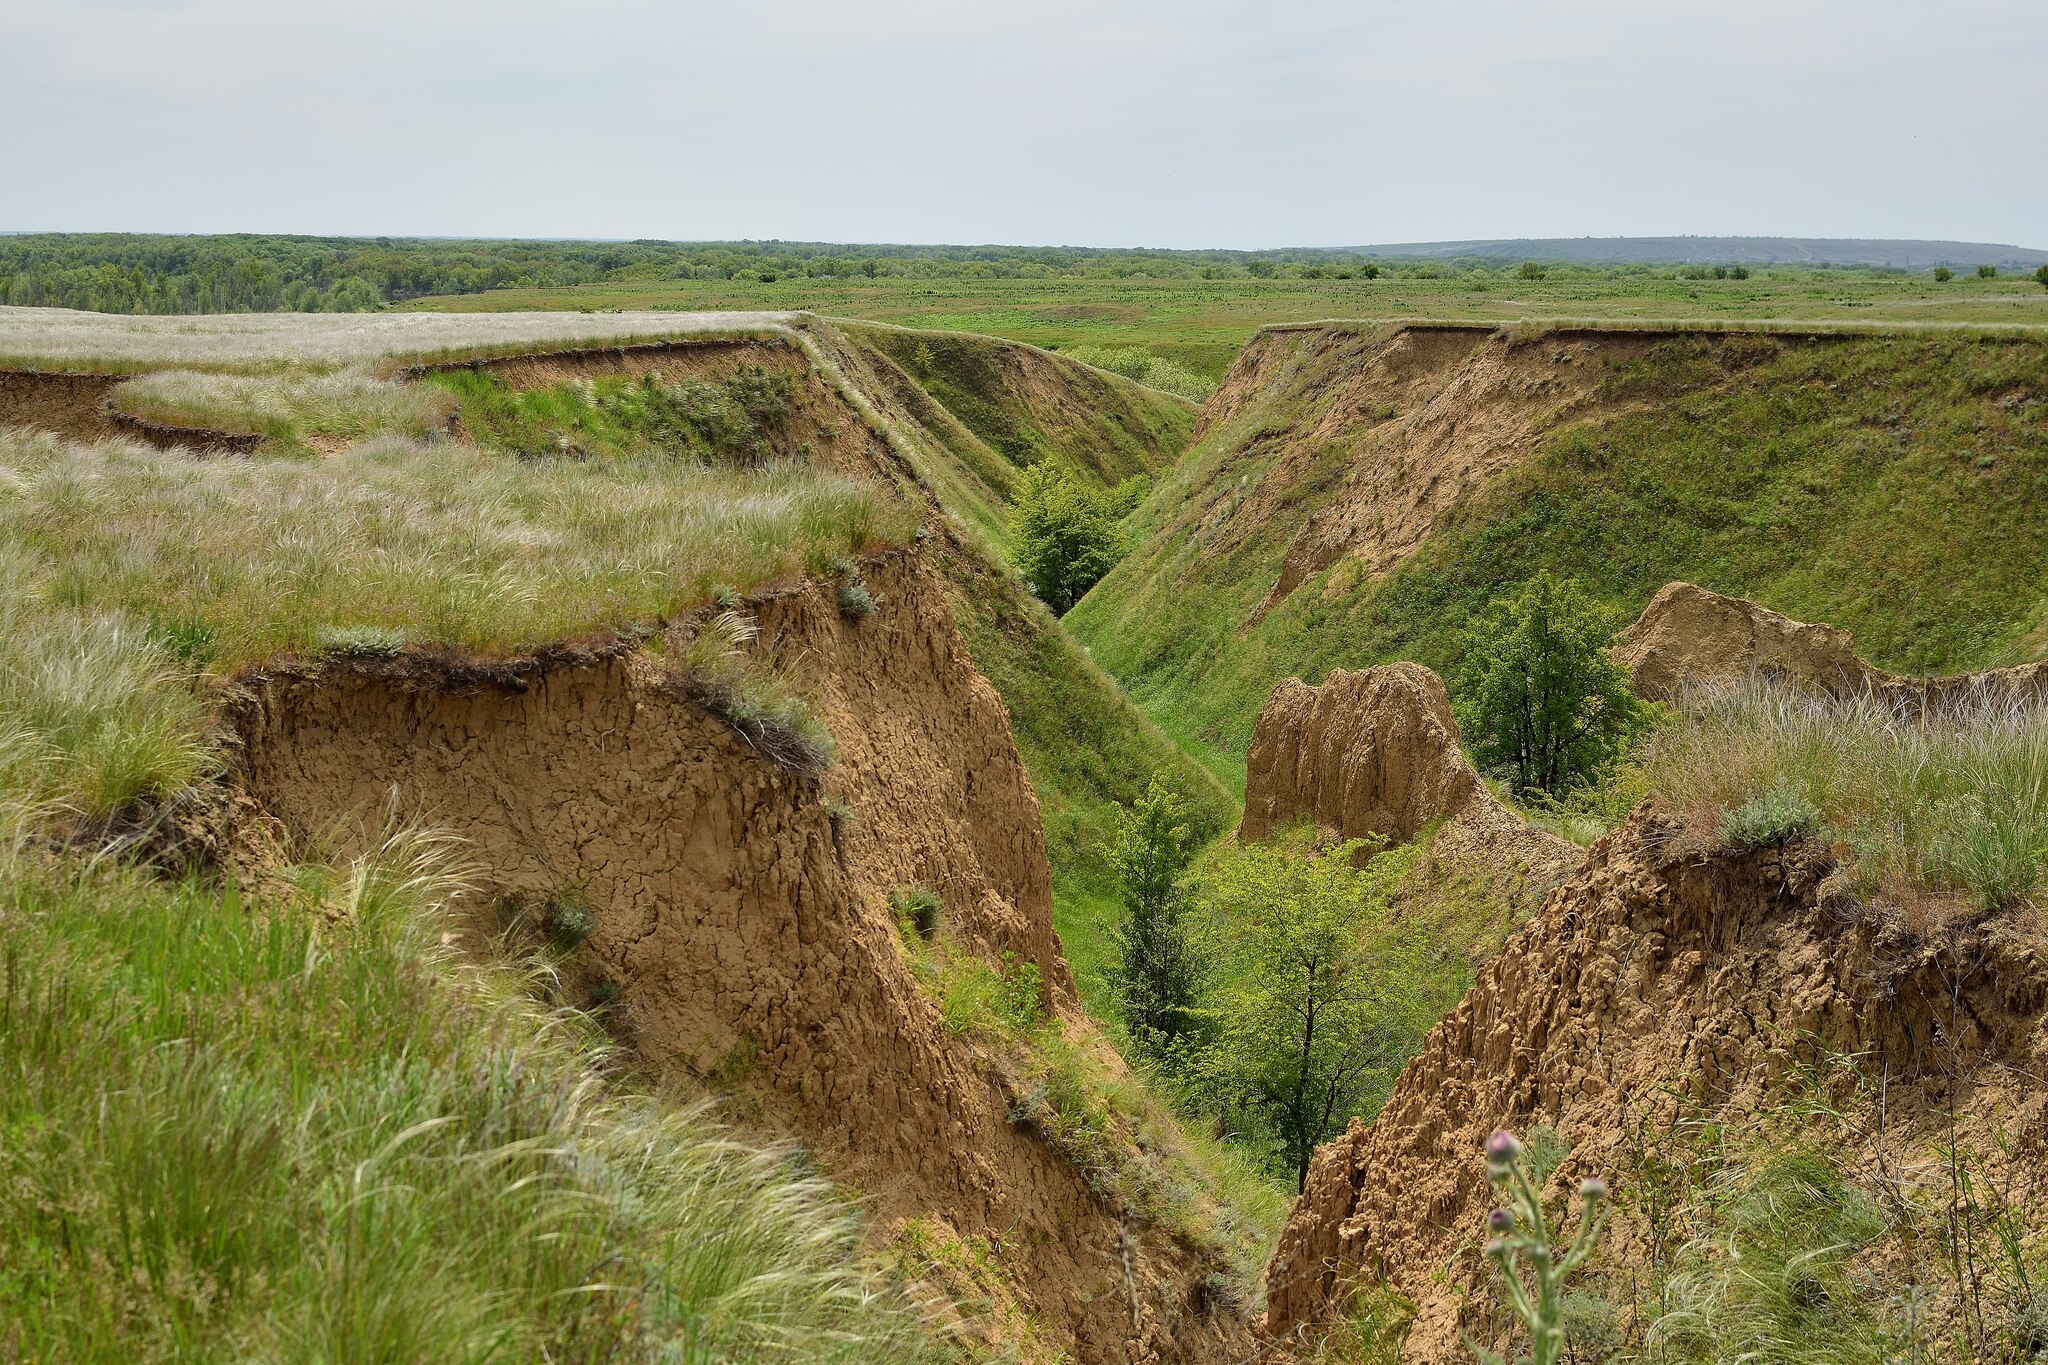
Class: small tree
1934,266,1955,282
1456,572,1646,798
1107,777,1205,1054
1011,464,1124,615
1195,837,1433,1189
1978,264,1999,279
2034,264,2048,293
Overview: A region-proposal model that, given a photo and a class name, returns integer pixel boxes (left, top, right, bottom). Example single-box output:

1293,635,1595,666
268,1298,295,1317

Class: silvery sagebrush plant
1469,1129,1610,1365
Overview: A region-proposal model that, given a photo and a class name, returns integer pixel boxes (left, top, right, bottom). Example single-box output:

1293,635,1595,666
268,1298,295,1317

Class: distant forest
1,232,2024,315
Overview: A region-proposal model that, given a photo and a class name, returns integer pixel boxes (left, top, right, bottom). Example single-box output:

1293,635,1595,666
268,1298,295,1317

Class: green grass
428,365,799,462
1068,331,2048,770
405,273,2048,381
0,818,946,1362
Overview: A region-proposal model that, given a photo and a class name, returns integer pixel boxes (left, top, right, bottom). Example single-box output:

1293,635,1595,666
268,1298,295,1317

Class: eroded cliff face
225,548,1244,1365
1618,580,2048,707
1263,805,2048,1360
1239,662,1579,885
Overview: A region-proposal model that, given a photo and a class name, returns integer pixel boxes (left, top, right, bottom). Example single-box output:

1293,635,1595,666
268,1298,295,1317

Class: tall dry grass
106,367,456,445
1643,677,2048,913
0,304,794,373
0,427,913,813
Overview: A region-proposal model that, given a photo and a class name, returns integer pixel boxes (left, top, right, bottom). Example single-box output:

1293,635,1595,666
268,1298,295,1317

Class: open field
403,274,2048,378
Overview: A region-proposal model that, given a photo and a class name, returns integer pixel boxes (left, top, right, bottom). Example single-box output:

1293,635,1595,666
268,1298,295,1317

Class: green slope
1068,325,2048,774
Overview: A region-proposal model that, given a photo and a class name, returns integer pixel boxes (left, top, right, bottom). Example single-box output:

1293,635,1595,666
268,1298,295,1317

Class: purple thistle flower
1485,1129,1522,1174
1580,1177,1609,1201
1488,1207,1514,1234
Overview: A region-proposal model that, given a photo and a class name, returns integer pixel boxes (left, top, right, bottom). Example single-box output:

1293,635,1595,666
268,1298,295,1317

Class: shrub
1455,572,1649,798
1011,463,1126,615
1717,780,1822,848
1519,262,1548,280
1934,266,1955,282
1978,265,2000,279
545,886,596,951
836,571,876,622
1064,345,1217,403
2036,264,2048,292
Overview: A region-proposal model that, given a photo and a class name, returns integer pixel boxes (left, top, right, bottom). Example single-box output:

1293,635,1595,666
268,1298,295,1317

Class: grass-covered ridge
0,816,946,1362
1069,327,2048,774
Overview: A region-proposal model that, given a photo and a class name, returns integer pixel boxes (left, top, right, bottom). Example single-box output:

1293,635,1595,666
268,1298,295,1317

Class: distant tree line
0,232,1945,316
0,233,1418,314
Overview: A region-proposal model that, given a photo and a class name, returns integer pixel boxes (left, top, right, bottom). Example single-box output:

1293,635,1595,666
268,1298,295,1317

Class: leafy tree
1934,267,1955,282
1978,264,1999,279
1455,571,1647,798
1107,777,1205,1054
1011,464,1125,615
2035,264,2048,293
1193,836,1437,1189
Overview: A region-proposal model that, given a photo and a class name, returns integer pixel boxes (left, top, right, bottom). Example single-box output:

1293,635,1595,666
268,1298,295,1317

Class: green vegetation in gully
1068,331,2048,775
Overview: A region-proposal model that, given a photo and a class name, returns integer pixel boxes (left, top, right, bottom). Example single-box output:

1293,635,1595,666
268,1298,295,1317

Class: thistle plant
1472,1129,1610,1365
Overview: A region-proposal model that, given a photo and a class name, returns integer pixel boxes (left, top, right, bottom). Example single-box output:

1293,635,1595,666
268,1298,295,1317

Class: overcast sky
4,0,2043,249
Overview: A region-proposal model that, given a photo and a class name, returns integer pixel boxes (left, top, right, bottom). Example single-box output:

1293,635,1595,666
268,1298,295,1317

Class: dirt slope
228,548,1245,1365
1262,803,2048,1359
1239,662,1578,887
1618,579,2048,707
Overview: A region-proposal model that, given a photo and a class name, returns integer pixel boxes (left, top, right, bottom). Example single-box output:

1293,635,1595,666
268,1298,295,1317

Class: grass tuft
677,610,838,778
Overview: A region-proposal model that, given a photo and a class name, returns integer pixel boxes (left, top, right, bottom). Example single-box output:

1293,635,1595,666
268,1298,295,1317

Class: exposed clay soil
1618,579,2048,708
1263,801,2048,1360
224,547,1247,1365
1239,662,1580,887
0,369,259,452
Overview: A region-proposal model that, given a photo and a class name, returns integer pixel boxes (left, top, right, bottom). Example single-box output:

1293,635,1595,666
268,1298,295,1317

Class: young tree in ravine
1193,836,1442,1190
1106,777,1205,1057
1011,464,1129,616
1455,571,1648,799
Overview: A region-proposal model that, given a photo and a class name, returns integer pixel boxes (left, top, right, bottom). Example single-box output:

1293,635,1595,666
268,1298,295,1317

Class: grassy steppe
1068,329,2048,777
406,274,2048,380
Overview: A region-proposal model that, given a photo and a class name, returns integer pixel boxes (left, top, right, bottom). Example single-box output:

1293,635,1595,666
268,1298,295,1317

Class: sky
3,0,2044,249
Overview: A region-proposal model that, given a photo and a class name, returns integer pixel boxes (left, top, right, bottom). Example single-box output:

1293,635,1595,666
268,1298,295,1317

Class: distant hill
1347,236,2048,269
